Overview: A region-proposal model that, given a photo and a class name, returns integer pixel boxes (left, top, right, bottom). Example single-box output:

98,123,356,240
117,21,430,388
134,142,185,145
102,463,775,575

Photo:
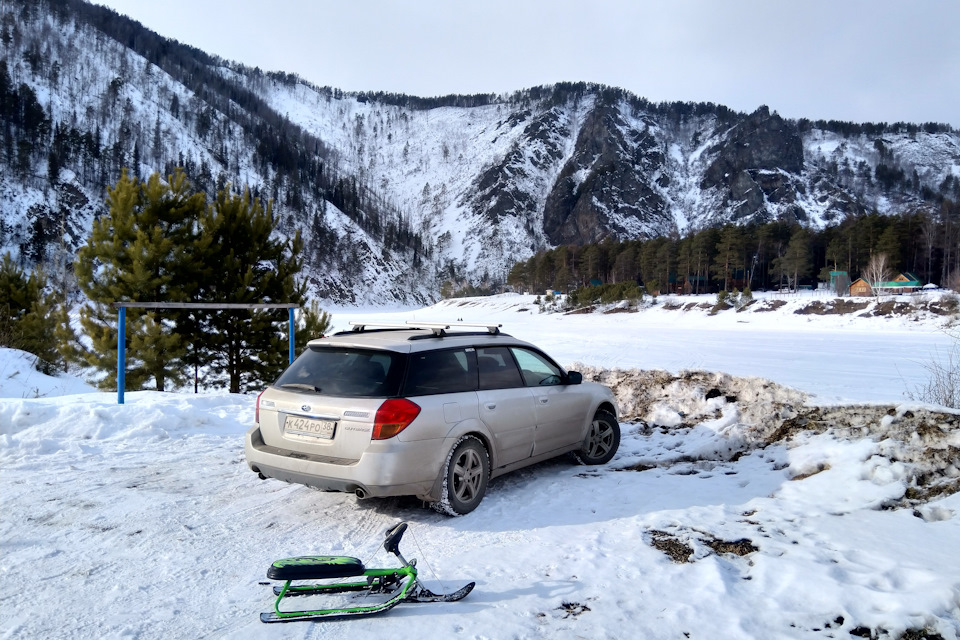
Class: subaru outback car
244,321,620,515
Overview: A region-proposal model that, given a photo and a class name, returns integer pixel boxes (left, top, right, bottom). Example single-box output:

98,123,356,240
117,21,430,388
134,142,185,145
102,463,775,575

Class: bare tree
906,326,960,409
863,253,892,297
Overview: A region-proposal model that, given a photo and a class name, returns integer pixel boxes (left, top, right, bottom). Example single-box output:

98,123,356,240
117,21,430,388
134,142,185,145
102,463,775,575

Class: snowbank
0,347,96,399
2,298,959,639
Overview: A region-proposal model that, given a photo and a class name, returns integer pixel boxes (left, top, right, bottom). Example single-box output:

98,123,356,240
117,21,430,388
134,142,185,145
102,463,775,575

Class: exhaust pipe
355,488,367,499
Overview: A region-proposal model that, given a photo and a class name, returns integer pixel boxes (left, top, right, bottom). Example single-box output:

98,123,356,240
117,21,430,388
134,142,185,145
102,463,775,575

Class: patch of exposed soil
852,627,945,640
564,306,596,315
649,531,694,563
871,301,916,317
926,300,959,316
603,307,638,314
649,529,757,563
556,602,591,618
704,536,757,556
622,462,656,472
753,300,788,312
794,299,870,315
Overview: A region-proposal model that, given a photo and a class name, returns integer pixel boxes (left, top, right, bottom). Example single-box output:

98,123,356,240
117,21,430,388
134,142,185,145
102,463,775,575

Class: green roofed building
875,272,923,294
851,272,923,296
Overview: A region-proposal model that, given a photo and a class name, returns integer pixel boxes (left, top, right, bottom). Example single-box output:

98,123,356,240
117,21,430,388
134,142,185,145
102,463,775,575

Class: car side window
404,348,477,396
510,348,564,387
477,346,524,390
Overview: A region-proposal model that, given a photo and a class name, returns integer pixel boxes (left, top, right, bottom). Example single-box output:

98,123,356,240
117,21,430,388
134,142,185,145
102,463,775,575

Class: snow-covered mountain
2,0,958,303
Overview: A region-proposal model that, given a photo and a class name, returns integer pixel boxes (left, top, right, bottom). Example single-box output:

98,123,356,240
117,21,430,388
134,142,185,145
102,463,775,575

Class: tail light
255,390,265,424
373,398,421,440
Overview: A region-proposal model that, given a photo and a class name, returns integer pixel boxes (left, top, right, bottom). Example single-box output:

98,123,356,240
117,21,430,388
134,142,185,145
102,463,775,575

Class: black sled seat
267,555,365,581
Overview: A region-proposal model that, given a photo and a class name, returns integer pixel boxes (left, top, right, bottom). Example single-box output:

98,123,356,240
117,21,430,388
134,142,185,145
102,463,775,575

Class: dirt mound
576,365,960,508
794,299,870,315
576,365,807,435
753,299,788,312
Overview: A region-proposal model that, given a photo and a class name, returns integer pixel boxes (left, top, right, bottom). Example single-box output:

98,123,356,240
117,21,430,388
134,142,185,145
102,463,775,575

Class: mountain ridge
2,0,958,303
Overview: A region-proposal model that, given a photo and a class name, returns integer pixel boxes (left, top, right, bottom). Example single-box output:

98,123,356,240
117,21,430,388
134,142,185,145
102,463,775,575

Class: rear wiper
278,383,322,392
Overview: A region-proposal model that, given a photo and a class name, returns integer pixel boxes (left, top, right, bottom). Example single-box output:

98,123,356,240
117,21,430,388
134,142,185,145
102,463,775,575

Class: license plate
284,415,336,439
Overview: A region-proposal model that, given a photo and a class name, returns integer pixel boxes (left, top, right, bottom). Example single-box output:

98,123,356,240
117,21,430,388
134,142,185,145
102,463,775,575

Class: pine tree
192,187,305,393
50,301,83,370
712,226,744,291
876,225,901,270
75,169,204,391
0,253,63,373
294,300,332,352
772,227,812,290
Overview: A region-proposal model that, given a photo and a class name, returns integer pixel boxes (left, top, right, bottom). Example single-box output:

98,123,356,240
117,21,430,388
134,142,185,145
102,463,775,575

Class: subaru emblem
301,405,311,412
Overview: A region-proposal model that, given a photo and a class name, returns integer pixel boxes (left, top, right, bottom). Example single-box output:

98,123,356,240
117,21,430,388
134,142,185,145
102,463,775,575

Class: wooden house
849,278,872,297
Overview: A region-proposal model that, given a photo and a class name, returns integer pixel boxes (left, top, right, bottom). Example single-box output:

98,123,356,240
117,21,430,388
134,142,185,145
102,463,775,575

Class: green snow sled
261,522,474,622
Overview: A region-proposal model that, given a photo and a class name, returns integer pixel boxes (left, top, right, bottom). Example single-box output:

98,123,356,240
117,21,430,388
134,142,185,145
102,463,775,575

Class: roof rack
345,320,502,337
411,321,502,336
347,321,410,332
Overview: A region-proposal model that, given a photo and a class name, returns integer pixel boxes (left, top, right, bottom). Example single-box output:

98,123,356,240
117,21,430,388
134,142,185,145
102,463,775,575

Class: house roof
852,273,922,289
877,273,922,288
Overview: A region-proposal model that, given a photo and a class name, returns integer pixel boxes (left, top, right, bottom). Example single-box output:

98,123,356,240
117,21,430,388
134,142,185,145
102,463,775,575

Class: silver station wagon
245,322,620,515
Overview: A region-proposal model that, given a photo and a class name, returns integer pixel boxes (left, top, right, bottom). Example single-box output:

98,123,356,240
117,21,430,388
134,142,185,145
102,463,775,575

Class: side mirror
566,371,582,385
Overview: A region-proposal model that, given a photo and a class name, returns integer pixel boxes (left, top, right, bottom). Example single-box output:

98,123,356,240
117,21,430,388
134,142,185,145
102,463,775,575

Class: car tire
432,435,489,516
574,410,620,465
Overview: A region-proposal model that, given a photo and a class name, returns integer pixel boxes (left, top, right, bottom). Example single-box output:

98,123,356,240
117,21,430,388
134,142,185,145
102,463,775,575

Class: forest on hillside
0,0,428,273
507,207,960,296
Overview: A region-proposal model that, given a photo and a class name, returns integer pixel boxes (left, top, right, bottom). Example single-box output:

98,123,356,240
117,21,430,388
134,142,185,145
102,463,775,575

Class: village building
849,272,923,296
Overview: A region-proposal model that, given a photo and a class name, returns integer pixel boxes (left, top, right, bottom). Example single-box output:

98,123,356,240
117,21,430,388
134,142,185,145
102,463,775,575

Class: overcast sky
94,0,959,127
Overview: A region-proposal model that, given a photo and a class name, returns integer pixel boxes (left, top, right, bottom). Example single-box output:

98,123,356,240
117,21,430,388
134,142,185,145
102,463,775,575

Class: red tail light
373,398,421,440
255,390,264,424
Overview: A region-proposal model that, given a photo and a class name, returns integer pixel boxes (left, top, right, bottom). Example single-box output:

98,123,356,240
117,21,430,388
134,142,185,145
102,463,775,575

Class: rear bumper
244,426,441,501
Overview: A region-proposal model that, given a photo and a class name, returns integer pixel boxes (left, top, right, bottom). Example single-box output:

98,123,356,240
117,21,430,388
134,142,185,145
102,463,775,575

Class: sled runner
261,522,475,622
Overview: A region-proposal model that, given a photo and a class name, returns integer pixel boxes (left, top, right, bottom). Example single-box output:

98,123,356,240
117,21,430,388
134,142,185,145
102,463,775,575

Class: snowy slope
2,296,960,639
0,347,96,398
0,1,433,305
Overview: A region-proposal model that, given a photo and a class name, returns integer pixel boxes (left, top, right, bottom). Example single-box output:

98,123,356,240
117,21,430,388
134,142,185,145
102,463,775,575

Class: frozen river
341,294,956,405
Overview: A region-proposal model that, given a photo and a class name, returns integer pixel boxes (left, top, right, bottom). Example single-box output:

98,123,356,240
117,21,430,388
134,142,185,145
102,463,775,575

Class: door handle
485,403,496,410
538,397,549,404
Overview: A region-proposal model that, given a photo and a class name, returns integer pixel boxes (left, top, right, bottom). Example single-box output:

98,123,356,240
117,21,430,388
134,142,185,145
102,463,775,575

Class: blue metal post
118,306,126,405
288,307,295,364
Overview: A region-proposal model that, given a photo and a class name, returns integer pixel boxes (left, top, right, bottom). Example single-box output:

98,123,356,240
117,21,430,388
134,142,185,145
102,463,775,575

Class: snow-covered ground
2,294,959,639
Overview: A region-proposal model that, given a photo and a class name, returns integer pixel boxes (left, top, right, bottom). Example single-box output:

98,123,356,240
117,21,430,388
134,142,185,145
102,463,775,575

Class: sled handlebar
383,522,408,557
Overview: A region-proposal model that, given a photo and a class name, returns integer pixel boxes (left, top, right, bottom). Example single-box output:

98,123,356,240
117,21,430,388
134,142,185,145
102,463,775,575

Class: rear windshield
274,347,406,398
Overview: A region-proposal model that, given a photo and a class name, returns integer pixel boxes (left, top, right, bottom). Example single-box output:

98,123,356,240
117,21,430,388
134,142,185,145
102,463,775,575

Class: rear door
400,347,479,442
475,346,536,468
